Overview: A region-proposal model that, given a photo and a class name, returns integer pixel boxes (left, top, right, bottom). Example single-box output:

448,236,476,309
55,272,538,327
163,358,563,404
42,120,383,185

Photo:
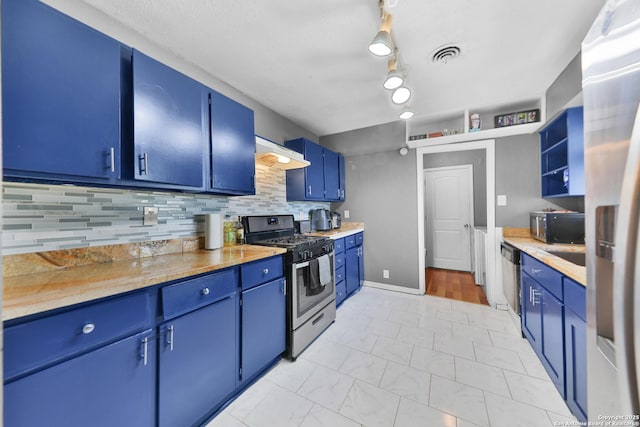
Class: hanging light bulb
368,12,394,56
391,86,411,104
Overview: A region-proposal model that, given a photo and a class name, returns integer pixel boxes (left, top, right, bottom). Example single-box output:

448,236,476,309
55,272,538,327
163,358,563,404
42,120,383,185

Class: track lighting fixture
383,55,405,90
368,11,393,56
369,0,415,115
391,86,411,104
399,109,414,120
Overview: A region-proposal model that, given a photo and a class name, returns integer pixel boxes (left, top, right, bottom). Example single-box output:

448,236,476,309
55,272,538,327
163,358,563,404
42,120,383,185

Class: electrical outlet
143,207,158,226
383,269,389,279
344,210,350,219
497,195,507,206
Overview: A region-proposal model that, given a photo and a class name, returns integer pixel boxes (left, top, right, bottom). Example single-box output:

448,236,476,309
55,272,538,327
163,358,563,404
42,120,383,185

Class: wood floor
426,268,489,306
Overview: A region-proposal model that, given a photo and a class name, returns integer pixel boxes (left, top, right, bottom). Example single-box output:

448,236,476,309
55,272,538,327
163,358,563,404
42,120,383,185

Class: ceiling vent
431,45,461,64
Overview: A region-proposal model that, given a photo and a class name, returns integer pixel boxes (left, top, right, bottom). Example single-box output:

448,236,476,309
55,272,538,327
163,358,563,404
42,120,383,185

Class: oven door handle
295,261,310,269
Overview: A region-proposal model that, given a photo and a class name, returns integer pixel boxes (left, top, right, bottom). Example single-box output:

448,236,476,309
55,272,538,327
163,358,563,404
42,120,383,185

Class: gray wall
423,150,487,227
322,122,420,290
495,134,583,227
546,53,582,121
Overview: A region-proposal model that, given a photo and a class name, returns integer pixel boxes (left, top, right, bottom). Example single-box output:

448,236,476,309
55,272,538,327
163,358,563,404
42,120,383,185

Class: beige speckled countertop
503,236,586,286
3,245,286,322
308,222,364,240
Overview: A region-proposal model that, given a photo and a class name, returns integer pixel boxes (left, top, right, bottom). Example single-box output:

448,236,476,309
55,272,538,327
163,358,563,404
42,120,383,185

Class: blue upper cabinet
2,0,122,182
285,138,345,201
209,91,255,195
338,154,346,201
324,149,340,201
132,50,205,188
539,106,585,197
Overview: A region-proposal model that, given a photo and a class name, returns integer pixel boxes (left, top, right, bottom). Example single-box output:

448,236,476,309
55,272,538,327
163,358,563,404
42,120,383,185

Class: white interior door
425,165,474,271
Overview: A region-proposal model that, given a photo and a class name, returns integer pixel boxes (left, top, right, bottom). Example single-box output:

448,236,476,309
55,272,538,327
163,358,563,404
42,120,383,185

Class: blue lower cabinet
521,274,542,346
346,247,359,295
565,308,587,421
241,278,286,383
540,289,565,398
158,295,237,427
5,329,156,427
336,280,347,306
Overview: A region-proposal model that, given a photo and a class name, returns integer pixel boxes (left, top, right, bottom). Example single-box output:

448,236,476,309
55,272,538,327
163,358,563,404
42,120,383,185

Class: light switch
344,210,350,219
143,207,158,226
497,195,507,206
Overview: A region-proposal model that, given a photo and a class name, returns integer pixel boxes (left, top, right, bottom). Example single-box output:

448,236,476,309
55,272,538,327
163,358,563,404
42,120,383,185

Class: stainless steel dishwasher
500,242,521,315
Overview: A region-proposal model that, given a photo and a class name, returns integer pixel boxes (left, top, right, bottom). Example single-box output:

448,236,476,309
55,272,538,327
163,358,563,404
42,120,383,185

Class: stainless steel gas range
242,215,335,360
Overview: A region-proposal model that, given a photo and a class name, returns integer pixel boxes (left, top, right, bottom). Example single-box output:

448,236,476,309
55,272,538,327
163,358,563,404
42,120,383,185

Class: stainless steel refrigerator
583,0,640,418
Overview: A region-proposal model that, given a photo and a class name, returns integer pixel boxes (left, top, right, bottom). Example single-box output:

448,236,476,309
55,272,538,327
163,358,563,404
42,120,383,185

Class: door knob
464,224,470,229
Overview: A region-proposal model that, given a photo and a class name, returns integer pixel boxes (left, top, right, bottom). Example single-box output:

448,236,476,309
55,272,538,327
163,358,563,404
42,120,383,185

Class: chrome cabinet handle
308,185,312,195
531,268,542,274
167,325,174,351
139,153,149,175
201,287,210,296
281,280,286,296
141,337,148,366
82,323,95,334
109,147,115,172
263,268,269,275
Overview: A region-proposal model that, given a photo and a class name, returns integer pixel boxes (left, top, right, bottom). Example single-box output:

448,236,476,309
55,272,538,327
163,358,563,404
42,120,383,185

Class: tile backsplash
2,164,329,255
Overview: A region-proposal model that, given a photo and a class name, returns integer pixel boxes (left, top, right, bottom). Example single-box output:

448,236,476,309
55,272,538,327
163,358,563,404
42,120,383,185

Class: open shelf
406,97,546,148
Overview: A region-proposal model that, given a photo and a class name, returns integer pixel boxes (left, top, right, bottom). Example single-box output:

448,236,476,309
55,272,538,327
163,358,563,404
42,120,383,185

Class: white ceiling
79,0,605,137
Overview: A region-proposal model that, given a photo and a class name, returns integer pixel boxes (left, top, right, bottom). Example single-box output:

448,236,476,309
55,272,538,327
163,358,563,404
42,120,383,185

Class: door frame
416,139,497,305
424,164,475,271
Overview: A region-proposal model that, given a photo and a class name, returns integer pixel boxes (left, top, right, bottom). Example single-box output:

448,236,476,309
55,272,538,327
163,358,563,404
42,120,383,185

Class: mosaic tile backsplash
2,165,329,255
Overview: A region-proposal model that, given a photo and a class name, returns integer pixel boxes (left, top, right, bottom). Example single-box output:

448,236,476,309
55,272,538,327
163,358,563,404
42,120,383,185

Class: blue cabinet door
304,141,325,200
132,50,205,188
521,274,542,348
2,0,122,181
241,278,286,382
285,138,325,200
338,154,346,201
358,245,365,288
323,149,340,201
541,289,565,398
158,295,237,427
565,308,587,421
4,329,156,427
210,91,255,195
346,247,359,295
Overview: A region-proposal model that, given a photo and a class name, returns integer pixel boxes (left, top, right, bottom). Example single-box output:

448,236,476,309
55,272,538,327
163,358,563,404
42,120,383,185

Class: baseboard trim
363,281,423,295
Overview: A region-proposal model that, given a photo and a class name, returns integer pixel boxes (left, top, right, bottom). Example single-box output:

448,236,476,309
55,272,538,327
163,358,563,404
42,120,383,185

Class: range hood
255,136,310,170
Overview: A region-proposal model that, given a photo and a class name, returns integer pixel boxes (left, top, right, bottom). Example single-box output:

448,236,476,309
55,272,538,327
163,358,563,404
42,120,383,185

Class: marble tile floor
206,286,576,427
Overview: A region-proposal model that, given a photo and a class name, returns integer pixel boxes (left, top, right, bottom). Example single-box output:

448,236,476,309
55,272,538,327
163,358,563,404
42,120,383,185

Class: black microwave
529,211,585,244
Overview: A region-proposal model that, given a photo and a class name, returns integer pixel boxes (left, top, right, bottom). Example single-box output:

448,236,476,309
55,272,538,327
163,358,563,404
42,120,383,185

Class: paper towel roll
204,214,223,250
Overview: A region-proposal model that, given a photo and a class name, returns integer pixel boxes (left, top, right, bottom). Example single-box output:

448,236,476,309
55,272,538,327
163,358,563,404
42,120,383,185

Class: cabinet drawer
335,266,345,283
335,252,345,269
521,253,563,300
355,232,364,246
564,277,586,322
333,238,345,254
345,234,356,249
4,291,151,382
241,256,283,290
162,268,238,320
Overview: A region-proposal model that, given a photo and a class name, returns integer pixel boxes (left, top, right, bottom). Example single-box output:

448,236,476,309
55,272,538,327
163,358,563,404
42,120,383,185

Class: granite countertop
3,245,286,321
503,236,586,286
307,222,365,240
